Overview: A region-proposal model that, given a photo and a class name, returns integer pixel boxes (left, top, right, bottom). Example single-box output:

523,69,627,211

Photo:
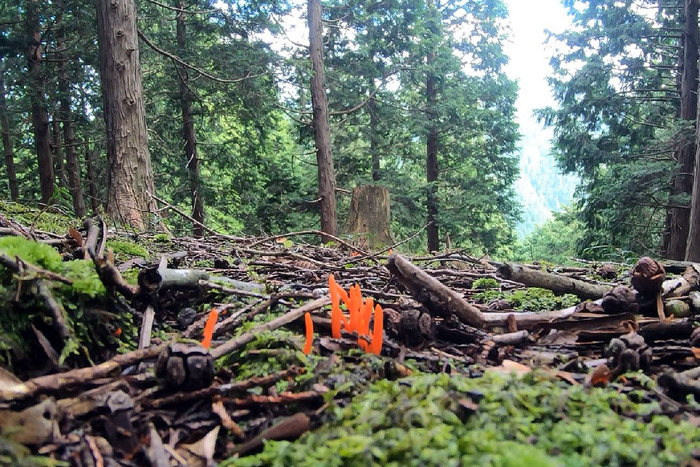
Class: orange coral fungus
369,304,383,355
327,274,383,355
201,308,219,349
303,312,314,354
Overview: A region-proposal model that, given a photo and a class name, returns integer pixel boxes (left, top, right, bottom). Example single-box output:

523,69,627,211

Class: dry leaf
487,359,531,375
68,227,84,246
177,426,220,467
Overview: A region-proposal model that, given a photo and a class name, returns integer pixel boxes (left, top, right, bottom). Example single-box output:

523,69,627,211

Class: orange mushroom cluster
302,275,384,355
329,273,383,355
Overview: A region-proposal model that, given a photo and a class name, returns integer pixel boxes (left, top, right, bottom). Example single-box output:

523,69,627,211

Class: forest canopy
2,0,700,263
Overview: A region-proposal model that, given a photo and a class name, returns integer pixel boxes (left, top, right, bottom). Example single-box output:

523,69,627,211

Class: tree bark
308,0,337,241
176,2,205,237
668,0,699,259
425,6,439,253
342,185,394,249
85,146,101,214
57,14,86,217
368,78,380,182
95,0,158,230
0,60,19,200
684,0,700,260
25,0,54,204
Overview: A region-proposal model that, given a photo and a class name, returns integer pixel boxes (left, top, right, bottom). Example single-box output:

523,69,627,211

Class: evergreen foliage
1,0,521,254
540,0,683,259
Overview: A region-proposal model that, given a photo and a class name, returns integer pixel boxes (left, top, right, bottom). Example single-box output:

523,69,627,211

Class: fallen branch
1,345,165,401
497,263,612,300
386,254,485,328
210,296,331,359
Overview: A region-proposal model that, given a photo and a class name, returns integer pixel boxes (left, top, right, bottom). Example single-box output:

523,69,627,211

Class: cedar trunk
0,61,19,200
308,0,337,241
176,3,205,237
426,54,439,253
343,185,394,249
85,146,101,214
25,1,54,204
668,0,698,259
95,0,158,230
684,0,700,260
57,19,86,217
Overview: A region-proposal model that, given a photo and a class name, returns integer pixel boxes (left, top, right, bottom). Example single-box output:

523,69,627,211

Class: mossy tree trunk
343,185,394,249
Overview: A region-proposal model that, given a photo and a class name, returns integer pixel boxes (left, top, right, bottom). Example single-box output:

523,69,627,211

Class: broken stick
386,254,485,328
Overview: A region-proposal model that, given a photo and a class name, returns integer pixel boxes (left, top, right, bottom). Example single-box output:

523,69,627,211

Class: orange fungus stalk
325,274,383,355
303,312,314,355
369,304,383,355
201,309,219,349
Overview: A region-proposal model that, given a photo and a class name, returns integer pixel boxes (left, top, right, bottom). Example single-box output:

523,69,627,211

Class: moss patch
231,371,700,466
474,287,579,311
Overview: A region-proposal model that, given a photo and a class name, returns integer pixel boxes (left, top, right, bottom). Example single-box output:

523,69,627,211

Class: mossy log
497,263,613,300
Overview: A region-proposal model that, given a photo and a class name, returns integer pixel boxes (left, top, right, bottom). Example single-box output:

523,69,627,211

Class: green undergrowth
231,371,700,467
474,287,580,311
0,236,136,370
0,201,78,234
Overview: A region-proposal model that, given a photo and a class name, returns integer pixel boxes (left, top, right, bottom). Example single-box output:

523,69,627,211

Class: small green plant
473,287,579,311
471,278,499,289
105,240,149,261
152,233,171,243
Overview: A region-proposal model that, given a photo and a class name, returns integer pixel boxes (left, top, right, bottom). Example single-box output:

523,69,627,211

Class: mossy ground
1,202,699,466
229,367,700,467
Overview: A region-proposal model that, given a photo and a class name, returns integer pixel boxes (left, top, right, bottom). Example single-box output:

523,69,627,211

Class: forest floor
0,201,700,466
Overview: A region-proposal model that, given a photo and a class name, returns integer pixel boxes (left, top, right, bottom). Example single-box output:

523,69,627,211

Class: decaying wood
233,412,311,456
663,265,700,297
659,366,700,399
2,345,165,401
387,254,485,328
496,263,613,300
342,185,395,249
480,302,585,329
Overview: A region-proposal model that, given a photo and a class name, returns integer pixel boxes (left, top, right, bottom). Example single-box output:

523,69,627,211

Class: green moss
473,287,579,311
105,240,149,261
152,233,172,243
0,201,78,235
0,237,133,368
0,236,64,273
472,278,500,289
231,372,700,466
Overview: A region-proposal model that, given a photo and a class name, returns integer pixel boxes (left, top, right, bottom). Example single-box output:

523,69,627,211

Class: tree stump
343,185,394,249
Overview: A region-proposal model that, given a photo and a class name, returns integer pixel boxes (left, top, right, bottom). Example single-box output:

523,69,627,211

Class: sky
502,0,578,234
503,0,572,138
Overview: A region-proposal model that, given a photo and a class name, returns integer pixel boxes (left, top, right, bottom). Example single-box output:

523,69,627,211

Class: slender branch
142,0,218,14
138,30,266,84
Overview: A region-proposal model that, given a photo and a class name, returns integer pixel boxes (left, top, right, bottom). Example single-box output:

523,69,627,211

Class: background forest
2,0,700,264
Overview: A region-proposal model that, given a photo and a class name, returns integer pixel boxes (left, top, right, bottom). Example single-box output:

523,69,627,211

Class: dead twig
210,296,331,359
